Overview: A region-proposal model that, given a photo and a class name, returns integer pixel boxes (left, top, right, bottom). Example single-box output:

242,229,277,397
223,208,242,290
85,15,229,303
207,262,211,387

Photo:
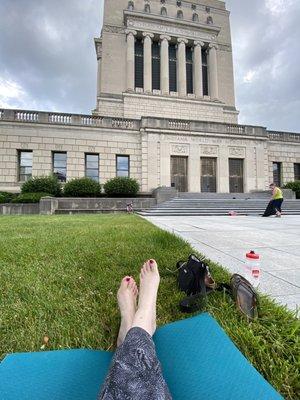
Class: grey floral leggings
99,327,172,400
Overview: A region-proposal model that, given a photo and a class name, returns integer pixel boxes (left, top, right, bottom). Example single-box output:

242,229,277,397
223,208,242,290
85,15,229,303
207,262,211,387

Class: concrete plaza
145,215,300,313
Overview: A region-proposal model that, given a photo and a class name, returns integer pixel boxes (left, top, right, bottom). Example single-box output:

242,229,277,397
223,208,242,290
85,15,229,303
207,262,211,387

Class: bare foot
117,276,138,347
132,259,160,336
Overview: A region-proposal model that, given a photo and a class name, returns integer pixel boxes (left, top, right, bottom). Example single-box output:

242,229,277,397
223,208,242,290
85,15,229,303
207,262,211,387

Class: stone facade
94,0,239,123
0,110,299,193
0,0,299,195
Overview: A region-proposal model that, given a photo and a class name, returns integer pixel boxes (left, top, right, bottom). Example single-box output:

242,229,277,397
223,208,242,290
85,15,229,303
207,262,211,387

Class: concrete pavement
144,215,300,313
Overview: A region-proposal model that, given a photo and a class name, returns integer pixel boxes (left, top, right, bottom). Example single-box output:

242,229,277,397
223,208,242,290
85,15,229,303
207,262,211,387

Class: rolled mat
0,313,282,400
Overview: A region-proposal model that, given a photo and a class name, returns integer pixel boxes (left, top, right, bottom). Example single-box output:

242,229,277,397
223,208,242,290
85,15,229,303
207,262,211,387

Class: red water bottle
245,251,261,288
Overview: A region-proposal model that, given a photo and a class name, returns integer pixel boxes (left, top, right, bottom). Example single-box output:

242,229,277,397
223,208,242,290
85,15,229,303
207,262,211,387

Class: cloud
0,0,299,132
227,0,300,131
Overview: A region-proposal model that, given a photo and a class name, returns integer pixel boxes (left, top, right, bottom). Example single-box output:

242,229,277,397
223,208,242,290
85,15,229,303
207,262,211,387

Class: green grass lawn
0,214,299,399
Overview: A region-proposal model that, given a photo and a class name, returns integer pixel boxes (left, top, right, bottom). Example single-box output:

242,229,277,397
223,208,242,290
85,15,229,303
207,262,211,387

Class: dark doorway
201,157,217,192
171,156,188,192
229,158,244,193
273,162,282,186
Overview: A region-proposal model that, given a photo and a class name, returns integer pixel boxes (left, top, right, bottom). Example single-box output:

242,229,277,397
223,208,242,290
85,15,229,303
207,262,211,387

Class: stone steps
139,197,300,217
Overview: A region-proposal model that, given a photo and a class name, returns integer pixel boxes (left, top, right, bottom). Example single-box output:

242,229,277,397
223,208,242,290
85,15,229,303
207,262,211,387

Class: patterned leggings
99,327,172,400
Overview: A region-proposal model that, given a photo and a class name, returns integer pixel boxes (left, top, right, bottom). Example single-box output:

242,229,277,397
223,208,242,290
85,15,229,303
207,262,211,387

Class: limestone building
0,0,299,194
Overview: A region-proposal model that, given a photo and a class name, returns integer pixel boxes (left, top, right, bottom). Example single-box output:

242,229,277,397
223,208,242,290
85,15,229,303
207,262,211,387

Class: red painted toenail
150,259,154,264
126,278,130,282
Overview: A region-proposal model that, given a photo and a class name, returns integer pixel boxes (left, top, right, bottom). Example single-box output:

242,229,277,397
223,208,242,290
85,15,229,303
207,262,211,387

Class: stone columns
208,43,219,99
160,35,171,95
177,38,188,97
193,41,204,98
143,32,154,93
125,29,137,92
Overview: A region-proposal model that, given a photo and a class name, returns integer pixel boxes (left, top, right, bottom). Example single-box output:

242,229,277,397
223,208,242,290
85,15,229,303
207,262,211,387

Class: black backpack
177,254,212,313
177,254,207,296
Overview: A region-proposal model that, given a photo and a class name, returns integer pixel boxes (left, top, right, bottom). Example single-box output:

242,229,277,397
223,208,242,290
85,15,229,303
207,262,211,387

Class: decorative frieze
229,147,245,158
171,144,190,155
201,145,219,156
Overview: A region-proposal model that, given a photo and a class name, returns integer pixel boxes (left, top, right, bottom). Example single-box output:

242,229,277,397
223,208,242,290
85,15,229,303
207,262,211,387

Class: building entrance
229,158,244,193
201,157,217,192
171,156,188,192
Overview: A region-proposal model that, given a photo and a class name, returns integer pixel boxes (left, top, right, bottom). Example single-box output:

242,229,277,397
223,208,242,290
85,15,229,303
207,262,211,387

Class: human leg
117,276,138,347
99,261,172,400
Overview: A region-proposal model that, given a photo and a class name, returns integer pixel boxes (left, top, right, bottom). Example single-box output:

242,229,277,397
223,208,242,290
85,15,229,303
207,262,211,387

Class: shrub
0,192,16,204
11,193,52,204
63,178,101,197
283,181,300,199
104,177,139,197
21,175,62,196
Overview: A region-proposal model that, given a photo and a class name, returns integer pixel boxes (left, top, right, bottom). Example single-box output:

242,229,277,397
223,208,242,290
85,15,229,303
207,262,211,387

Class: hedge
11,193,52,204
63,178,102,197
21,176,62,197
0,192,16,204
283,181,300,199
103,177,139,197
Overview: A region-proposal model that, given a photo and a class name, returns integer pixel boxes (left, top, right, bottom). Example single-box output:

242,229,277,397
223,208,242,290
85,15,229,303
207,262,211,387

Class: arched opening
192,13,199,22
128,1,134,11
144,4,150,13
177,10,183,19
207,16,213,24
161,6,167,16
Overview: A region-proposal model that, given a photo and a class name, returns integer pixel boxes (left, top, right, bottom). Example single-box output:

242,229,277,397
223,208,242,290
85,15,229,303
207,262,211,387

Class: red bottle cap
246,250,260,260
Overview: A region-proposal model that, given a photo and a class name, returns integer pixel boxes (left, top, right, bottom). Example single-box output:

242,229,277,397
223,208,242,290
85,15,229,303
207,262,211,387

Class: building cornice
124,10,220,42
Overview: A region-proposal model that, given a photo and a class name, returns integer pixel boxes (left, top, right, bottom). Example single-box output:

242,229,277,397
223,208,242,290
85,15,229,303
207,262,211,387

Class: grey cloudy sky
0,0,299,132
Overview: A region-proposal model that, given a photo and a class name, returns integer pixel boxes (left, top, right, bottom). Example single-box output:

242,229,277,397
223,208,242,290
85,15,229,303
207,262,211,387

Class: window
273,162,282,187
294,163,300,180
152,41,160,90
135,39,144,89
192,13,199,22
202,48,208,96
177,10,183,19
161,6,167,16
85,154,99,182
116,156,130,177
144,3,150,13
169,44,177,92
128,1,134,11
207,16,213,24
18,151,32,182
186,47,193,94
52,152,67,182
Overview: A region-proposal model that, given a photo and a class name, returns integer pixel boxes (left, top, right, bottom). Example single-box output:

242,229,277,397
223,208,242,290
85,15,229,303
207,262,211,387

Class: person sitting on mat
99,259,172,400
263,183,284,217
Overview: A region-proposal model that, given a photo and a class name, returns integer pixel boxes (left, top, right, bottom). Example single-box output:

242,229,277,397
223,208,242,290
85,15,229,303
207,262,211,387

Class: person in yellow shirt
262,183,284,217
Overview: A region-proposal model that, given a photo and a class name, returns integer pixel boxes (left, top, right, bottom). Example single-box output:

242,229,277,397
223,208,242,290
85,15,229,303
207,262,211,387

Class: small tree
104,177,140,197
21,175,62,197
63,178,102,197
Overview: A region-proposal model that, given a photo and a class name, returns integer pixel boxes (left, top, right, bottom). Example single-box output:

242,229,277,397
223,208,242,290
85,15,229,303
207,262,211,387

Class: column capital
125,29,137,36
177,37,188,45
194,40,205,47
142,32,154,39
160,34,171,42
209,42,219,50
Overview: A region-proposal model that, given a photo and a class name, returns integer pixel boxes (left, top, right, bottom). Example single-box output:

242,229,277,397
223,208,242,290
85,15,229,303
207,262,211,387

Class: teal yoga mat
0,313,282,400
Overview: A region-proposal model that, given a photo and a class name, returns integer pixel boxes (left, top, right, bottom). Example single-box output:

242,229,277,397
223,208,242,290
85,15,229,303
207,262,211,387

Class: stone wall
0,203,39,215
267,139,300,184
0,116,141,192
40,197,155,215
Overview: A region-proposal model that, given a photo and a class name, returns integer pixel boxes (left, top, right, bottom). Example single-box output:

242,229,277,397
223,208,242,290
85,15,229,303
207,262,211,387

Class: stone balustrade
0,109,140,130
268,130,300,143
1,108,299,142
